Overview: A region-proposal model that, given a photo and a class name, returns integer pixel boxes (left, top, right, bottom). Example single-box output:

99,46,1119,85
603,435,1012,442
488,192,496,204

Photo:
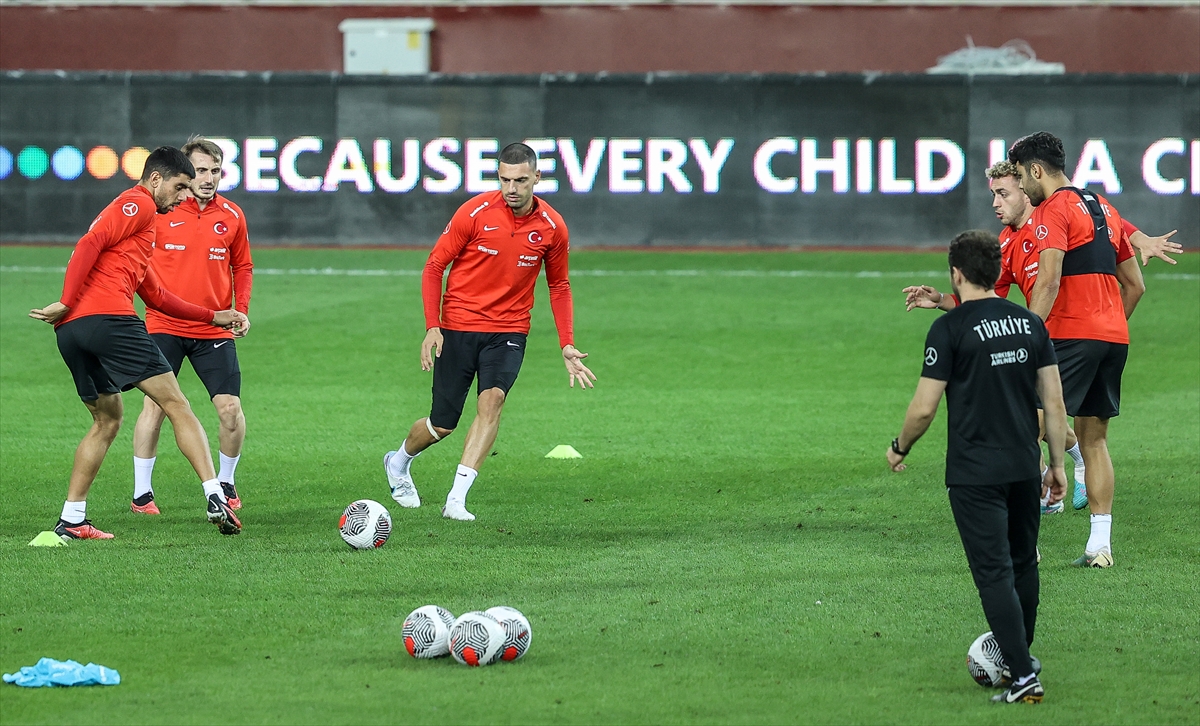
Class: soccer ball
339,499,391,549
402,605,455,659
448,611,505,667
966,631,1007,687
486,606,532,661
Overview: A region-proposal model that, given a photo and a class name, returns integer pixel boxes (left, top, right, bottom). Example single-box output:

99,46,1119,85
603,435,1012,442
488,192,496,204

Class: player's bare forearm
1116,257,1145,320
888,377,945,472
1028,248,1063,321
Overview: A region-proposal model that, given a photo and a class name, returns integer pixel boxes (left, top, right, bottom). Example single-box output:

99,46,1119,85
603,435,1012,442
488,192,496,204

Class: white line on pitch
2,265,1196,281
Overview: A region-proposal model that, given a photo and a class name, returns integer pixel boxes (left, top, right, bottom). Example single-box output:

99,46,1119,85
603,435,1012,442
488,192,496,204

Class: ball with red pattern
402,605,455,659
485,606,532,661
338,499,391,549
448,611,505,667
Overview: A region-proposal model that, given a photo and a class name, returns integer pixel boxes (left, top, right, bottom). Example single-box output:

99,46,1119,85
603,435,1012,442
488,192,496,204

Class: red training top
422,191,574,348
146,194,254,339
1031,188,1135,344
58,186,213,328
996,218,1041,302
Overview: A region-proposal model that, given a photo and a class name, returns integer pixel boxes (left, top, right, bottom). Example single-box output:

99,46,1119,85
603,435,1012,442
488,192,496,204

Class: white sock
202,478,224,501
61,500,86,524
1066,443,1083,465
1039,467,1051,506
133,456,156,499
1087,514,1112,553
1015,672,1038,687
447,464,477,505
388,440,418,477
218,452,240,485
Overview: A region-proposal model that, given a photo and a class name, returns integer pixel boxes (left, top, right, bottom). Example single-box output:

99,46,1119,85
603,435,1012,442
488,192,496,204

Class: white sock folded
133,456,156,499
389,440,418,477
218,452,241,485
447,464,477,505
202,478,223,501
61,500,86,524
1039,467,1051,506
1066,443,1083,465
1086,514,1112,553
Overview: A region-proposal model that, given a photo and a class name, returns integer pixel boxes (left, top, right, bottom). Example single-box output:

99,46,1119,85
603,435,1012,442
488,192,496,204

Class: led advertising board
1,73,1195,247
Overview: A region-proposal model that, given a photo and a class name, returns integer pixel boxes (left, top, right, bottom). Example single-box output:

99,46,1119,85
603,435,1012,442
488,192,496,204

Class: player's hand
563,345,596,389
1043,465,1068,505
421,327,443,372
212,310,248,335
29,301,69,325
1133,229,1182,266
886,446,906,472
902,285,942,312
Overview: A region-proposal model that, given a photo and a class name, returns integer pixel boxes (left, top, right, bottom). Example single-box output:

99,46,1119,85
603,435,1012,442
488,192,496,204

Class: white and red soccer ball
339,499,391,549
486,606,532,661
402,605,455,659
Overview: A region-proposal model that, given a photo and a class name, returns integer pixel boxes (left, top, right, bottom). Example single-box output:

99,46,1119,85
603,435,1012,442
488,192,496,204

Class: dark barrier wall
1,73,1197,248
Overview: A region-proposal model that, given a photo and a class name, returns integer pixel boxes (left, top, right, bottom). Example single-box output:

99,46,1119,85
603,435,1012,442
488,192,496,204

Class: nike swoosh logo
214,341,229,348
484,225,499,231
169,221,185,227
506,341,520,348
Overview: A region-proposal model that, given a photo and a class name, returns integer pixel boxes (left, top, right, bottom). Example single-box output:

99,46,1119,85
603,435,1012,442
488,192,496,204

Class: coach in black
886,230,1069,704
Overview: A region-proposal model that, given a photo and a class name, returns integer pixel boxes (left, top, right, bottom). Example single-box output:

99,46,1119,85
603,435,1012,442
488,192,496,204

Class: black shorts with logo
430,330,527,430
1052,338,1128,419
151,334,242,399
55,315,173,401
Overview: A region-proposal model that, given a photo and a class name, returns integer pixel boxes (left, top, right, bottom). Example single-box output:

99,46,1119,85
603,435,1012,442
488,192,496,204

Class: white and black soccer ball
448,611,505,667
966,631,1007,687
339,499,391,549
486,606,532,661
403,605,455,659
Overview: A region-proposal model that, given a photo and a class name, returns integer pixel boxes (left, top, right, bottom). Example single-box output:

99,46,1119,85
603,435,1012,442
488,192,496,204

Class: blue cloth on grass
3,658,120,687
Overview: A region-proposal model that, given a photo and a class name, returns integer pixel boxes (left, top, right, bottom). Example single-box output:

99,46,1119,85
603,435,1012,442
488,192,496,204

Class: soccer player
1009,131,1145,569
29,146,247,540
383,142,596,521
887,230,1068,704
130,137,254,515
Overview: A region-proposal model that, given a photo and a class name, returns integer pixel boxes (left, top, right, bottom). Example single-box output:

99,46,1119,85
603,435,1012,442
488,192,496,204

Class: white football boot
384,451,420,508
442,500,475,521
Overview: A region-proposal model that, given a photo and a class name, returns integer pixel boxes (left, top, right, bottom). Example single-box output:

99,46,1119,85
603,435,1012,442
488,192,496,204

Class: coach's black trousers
947,478,1041,680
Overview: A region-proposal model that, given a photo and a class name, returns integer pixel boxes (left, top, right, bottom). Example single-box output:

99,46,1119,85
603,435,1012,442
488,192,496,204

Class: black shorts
55,315,173,401
1052,339,1128,419
430,330,527,430
151,334,242,399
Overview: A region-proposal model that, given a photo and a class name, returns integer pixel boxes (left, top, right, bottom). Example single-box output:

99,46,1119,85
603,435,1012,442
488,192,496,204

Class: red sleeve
422,207,473,330
1037,202,1070,253
1116,234,1135,264
137,266,215,323
544,222,574,348
59,232,105,308
1121,218,1139,237
230,218,254,314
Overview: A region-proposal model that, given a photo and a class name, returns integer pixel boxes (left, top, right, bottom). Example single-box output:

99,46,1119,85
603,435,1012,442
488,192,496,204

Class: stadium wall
0,4,1198,75
0,72,1196,248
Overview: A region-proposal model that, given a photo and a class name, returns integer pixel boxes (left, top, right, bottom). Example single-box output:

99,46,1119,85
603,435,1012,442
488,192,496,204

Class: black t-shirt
922,297,1058,486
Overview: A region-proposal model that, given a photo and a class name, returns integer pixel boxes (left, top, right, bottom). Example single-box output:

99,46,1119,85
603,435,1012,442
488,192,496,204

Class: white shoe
442,501,475,521
384,451,420,508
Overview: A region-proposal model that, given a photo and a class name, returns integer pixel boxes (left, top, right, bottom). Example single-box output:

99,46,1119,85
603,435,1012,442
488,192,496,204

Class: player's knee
477,389,507,419
93,411,123,439
214,396,243,428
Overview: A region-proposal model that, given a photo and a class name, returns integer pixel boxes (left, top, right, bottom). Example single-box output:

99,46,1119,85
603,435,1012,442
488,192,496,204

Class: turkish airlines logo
1034,225,1048,241
476,244,498,256
1016,348,1028,363
164,243,186,251
527,231,543,245
122,202,139,217
213,222,228,235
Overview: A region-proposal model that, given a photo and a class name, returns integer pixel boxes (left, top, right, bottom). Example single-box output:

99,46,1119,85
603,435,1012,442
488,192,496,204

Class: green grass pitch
1,245,1196,725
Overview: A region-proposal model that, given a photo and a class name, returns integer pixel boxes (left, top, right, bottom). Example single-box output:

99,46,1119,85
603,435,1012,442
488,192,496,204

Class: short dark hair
1007,132,1066,174
948,230,1002,289
140,146,195,182
498,142,537,170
